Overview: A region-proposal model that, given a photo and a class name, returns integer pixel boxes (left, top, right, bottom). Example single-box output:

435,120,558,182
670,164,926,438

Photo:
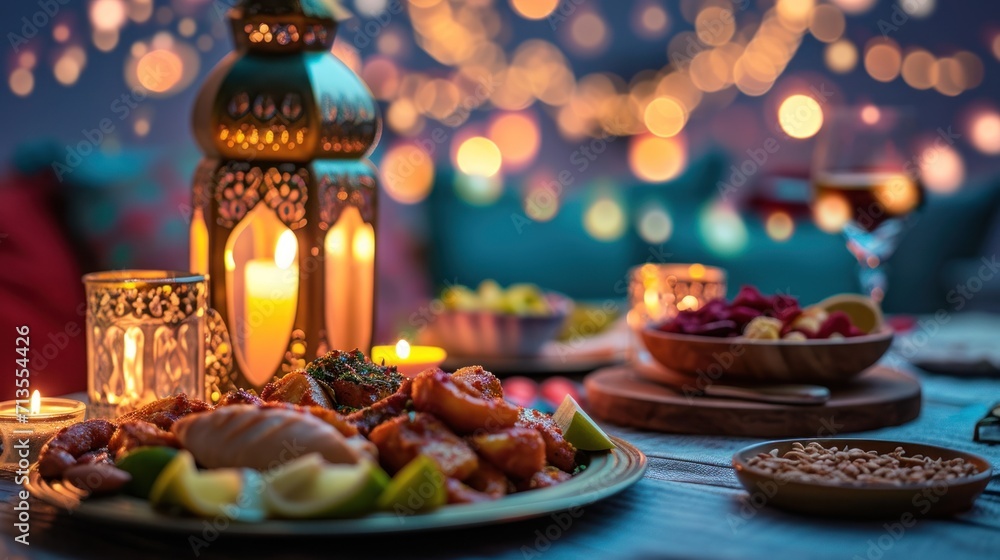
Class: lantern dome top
228,0,352,52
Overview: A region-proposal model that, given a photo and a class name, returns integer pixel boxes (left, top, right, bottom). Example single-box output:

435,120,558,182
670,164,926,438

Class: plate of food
27,351,646,535
640,286,894,384
732,439,992,517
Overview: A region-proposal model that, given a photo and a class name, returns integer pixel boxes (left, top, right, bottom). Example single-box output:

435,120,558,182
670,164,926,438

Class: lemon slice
265,459,389,519
376,455,446,514
148,450,266,522
115,446,179,499
815,293,883,334
553,395,615,451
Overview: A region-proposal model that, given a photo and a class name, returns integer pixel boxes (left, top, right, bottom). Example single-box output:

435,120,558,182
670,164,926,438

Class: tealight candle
0,391,86,470
371,340,447,377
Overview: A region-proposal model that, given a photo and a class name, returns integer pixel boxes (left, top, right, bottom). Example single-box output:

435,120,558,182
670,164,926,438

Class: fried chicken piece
515,466,573,492
115,394,213,430
304,349,403,410
517,407,578,473
468,427,546,480
451,366,503,400
412,369,519,434
445,478,496,504
369,412,478,479
38,419,116,478
218,388,263,407
75,449,112,467
108,420,180,460
464,460,509,498
346,379,413,436
261,371,333,408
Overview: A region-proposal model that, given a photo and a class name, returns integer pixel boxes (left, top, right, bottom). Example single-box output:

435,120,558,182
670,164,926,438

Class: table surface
2,354,998,560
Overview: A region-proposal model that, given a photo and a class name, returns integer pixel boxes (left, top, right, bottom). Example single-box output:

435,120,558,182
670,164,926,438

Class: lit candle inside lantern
0,390,86,469
243,230,298,386
325,206,375,353
370,340,447,378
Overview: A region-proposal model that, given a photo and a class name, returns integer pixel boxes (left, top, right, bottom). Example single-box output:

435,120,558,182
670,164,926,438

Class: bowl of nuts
640,286,893,383
732,439,992,517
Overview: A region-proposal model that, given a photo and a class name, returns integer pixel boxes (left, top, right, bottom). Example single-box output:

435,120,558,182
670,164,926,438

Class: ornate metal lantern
190,0,380,400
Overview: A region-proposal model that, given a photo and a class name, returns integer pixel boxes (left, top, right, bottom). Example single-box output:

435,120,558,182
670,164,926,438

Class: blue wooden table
2,359,998,560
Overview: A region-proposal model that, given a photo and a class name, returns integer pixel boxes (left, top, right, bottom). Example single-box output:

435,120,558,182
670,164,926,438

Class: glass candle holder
84,271,209,419
627,263,727,362
0,396,86,470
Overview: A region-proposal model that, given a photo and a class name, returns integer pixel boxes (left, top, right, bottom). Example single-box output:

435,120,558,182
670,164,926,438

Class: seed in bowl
745,441,981,486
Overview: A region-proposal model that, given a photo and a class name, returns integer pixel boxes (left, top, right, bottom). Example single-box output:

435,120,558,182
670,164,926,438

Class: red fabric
0,173,87,399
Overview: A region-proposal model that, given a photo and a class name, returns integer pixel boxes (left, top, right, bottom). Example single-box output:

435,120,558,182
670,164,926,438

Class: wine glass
811,106,924,303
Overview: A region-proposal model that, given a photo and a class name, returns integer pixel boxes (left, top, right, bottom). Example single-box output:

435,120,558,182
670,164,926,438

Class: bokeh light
456,137,503,177
511,0,559,20
864,41,902,82
919,144,965,194
129,0,153,23
629,134,686,182
860,104,880,125
900,0,935,18
970,111,1000,155
53,47,86,86
643,97,687,138
584,196,627,241
765,211,795,242
133,117,151,137
695,6,735,47
700,203,749,256
386,98,423,135
824,40,858,74
637,205,674,244
19,52,37,69
776,0,816,31
9,68,34,97
830,0,877,14
381,143,436,204
901,49,937,90
53,24,70,43
90,0,127,32
454,174,503,206
524,176,561,222
813,193,851,233
488,112,540,169
568,10,609,55
808,4,845,43
93,29,119,52
633,1,669,39
136,49,184,93
933,57,964,96
778,94,823,139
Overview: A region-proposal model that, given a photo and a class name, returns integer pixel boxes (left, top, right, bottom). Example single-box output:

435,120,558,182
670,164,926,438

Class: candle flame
275,230,298,270
395,339,411,359
30,390,40,415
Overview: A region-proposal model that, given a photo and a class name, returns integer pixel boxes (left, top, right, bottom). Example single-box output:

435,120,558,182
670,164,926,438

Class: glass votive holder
0,396,86,470
627,263,727,362
84,270,209,419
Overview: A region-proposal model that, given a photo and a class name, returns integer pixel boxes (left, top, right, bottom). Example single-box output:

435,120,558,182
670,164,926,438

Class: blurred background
2,0,1000,394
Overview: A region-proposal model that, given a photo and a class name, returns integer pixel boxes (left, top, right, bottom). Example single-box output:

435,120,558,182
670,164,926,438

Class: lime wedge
265,459,388,519
115,446,179,499
553,395,615,451
148,451,266,522
376,455,447,514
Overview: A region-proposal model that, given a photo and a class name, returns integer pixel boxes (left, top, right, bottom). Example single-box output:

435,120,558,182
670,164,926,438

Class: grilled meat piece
369,412,478,479
451,366,504,400
346,379,413,437
261,371,333,408
38,419,116,478
412,369,519,434
468,427,546,480
108,420,180,460
515,466,573,491
218,388,263,407
115,394,213,430
464,460,510,498
517,407,578,473
259,402,359,437
304,349,403,410
445,478,495,504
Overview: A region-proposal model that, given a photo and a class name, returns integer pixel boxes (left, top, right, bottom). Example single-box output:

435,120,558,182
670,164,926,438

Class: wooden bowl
640,327,893,384
732,439,993,517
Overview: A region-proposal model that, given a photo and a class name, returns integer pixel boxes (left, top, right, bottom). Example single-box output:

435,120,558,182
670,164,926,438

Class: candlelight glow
30,390,40,416
396,339,411,359
275,230,297,269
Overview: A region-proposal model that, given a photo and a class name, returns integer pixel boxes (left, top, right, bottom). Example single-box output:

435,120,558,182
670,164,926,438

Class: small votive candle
371,340,447,377
0,391,86,470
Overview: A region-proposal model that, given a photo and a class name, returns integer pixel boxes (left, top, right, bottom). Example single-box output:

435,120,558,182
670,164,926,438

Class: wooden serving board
585,365,921,437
